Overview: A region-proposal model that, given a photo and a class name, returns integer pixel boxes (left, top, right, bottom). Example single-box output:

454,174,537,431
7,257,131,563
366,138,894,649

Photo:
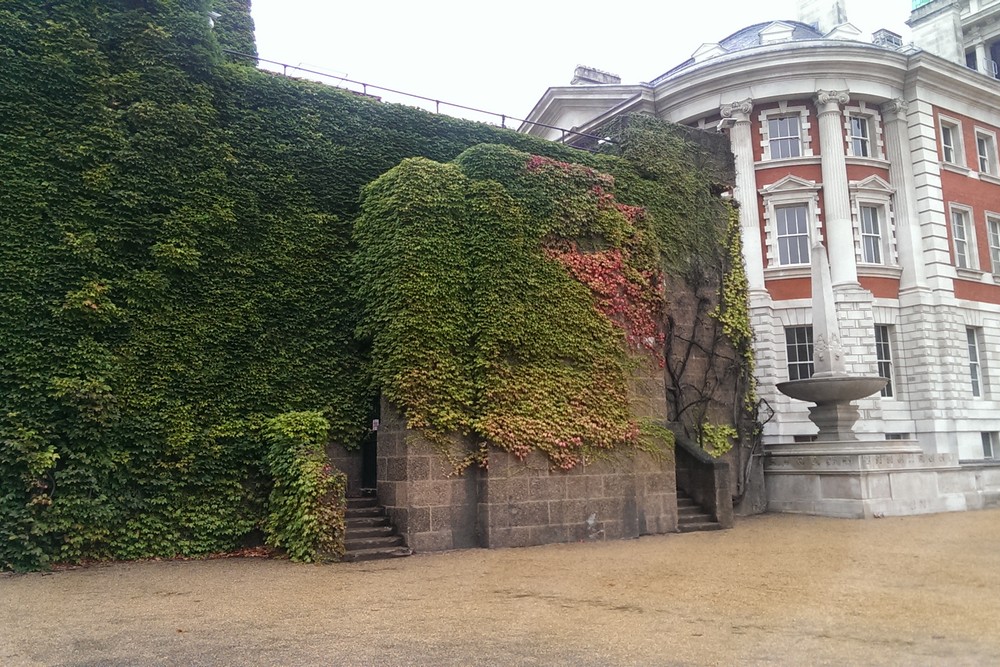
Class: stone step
678,521,723,533
346,515,392,529
346,524,395,539
678,504,709,515
345,505,385,519
345,535,407,551
679,513,715,524
341,546,413,562
676,498,698,509
346,496,378,509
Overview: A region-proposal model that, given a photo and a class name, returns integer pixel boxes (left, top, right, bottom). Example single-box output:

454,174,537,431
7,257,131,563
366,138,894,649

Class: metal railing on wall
222,49,615,148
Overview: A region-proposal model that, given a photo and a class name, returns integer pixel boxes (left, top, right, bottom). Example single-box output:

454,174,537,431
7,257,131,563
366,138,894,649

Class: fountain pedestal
766,242,969,518
776,375,888,442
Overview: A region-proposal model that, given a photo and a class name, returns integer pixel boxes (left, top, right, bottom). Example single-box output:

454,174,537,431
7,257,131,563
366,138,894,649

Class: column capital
814,89,850,114
720,98,754,122
880,98,909,122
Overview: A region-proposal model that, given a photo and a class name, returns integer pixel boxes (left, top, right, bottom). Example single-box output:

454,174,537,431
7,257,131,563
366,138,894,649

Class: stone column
720,98,765,294
970,28,989,74
880,98,927,292
814,89,858,287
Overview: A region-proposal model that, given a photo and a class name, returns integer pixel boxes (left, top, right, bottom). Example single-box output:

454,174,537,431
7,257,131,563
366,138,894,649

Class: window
886,433,911,440
988,217,1000,275
768,115,802,159
940,118,963,165
875,325,894,397
775,205,810,266
849,115,871,157
786,326,814,381
951,208,974,269
968,328,983,397
860,206,884,264
976,131,997,175
983,432,999,459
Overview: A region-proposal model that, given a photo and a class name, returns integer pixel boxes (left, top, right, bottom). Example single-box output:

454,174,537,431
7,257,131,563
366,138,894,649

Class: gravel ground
3,509,1000,666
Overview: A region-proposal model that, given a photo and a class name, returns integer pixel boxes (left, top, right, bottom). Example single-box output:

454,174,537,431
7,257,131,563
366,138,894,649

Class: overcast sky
248,1,913,125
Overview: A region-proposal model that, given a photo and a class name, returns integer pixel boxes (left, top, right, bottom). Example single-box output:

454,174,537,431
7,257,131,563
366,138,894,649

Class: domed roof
648,20,827,85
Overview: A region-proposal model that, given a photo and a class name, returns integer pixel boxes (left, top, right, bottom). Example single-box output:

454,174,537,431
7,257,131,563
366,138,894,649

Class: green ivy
0,0,747,570
263,412,346,563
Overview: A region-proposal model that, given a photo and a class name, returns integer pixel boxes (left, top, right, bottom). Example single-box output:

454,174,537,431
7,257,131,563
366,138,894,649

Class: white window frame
760,176,823,274
940,116,965,166
987,214,1000,276
967,327,984,398
850,176,896,269
785,326,815,381
975,128,998,176
844,103,884,160
774,204,811,266
860,206,884,264
874,324,895,398
950,205,978,271
758,104,814,161
983,432,999,460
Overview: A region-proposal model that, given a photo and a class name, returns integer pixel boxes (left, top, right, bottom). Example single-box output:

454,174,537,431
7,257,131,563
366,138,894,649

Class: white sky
248,1,913,125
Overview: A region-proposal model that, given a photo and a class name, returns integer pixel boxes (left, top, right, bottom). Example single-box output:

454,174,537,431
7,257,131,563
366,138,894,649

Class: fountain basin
776,375,887,403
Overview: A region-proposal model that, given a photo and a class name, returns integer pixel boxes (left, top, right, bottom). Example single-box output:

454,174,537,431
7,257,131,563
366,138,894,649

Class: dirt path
3,510,1000,666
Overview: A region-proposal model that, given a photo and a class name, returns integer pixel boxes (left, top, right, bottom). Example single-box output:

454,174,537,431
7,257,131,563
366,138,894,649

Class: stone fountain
775,241,886,441
763,242,967,518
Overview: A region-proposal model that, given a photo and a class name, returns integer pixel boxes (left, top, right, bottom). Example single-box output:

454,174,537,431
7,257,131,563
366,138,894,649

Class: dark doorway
360,397,379,493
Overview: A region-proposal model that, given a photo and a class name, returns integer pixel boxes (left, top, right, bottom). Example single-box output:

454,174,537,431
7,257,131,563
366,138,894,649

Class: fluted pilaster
814,89,858,286
721,98,765,293
880,98,926,291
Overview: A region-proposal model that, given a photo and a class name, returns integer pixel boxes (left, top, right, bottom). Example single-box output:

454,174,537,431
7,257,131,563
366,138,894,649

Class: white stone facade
522,3,1000,474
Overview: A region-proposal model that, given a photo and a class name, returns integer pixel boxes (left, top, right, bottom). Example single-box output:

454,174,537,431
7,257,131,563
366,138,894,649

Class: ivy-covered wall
0,0,745,571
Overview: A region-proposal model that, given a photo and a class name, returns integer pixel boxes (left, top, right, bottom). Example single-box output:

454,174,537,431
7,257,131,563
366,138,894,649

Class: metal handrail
221,49,616,147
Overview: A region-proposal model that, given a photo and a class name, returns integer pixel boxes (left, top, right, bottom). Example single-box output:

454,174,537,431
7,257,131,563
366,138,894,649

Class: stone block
410,530,455,553
406,506,431,534
386,456,408,482
888,471,939,500
937,470,977,493
865,473,891,499
528,524,571,546
509,501,550,527
408,456,431,481
409,480,449,507
529,476,566,501
820,474,862,500
489,526,530,549
603,473,632,498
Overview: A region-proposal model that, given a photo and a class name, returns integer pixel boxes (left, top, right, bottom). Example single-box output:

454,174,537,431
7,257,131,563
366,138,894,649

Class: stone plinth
764,439,981,518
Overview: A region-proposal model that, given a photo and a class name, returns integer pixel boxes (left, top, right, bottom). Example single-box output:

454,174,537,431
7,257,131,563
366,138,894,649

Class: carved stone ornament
720,98,754,119
814,89,850,109
880,98,909,117
814,333,843,364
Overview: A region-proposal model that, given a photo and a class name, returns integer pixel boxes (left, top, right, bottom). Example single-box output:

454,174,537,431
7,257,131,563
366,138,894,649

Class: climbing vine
0,0,748,570
264,412,346,563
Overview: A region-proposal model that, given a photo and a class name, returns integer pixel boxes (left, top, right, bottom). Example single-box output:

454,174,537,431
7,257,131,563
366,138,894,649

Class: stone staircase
676,488,723,533
342,496,412,562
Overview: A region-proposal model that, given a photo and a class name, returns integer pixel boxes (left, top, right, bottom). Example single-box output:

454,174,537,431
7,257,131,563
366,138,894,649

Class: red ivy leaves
545,244,665,365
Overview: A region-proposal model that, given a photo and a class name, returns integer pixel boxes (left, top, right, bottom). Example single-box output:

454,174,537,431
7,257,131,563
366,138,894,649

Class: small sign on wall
372,419,380,431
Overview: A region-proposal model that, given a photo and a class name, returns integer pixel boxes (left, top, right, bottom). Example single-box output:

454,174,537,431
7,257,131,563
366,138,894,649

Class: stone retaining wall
377,400,678,552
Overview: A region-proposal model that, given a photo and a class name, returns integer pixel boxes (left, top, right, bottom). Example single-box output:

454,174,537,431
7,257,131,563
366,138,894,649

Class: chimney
571,65,622,86
906,0,964,65
797,0,849,35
